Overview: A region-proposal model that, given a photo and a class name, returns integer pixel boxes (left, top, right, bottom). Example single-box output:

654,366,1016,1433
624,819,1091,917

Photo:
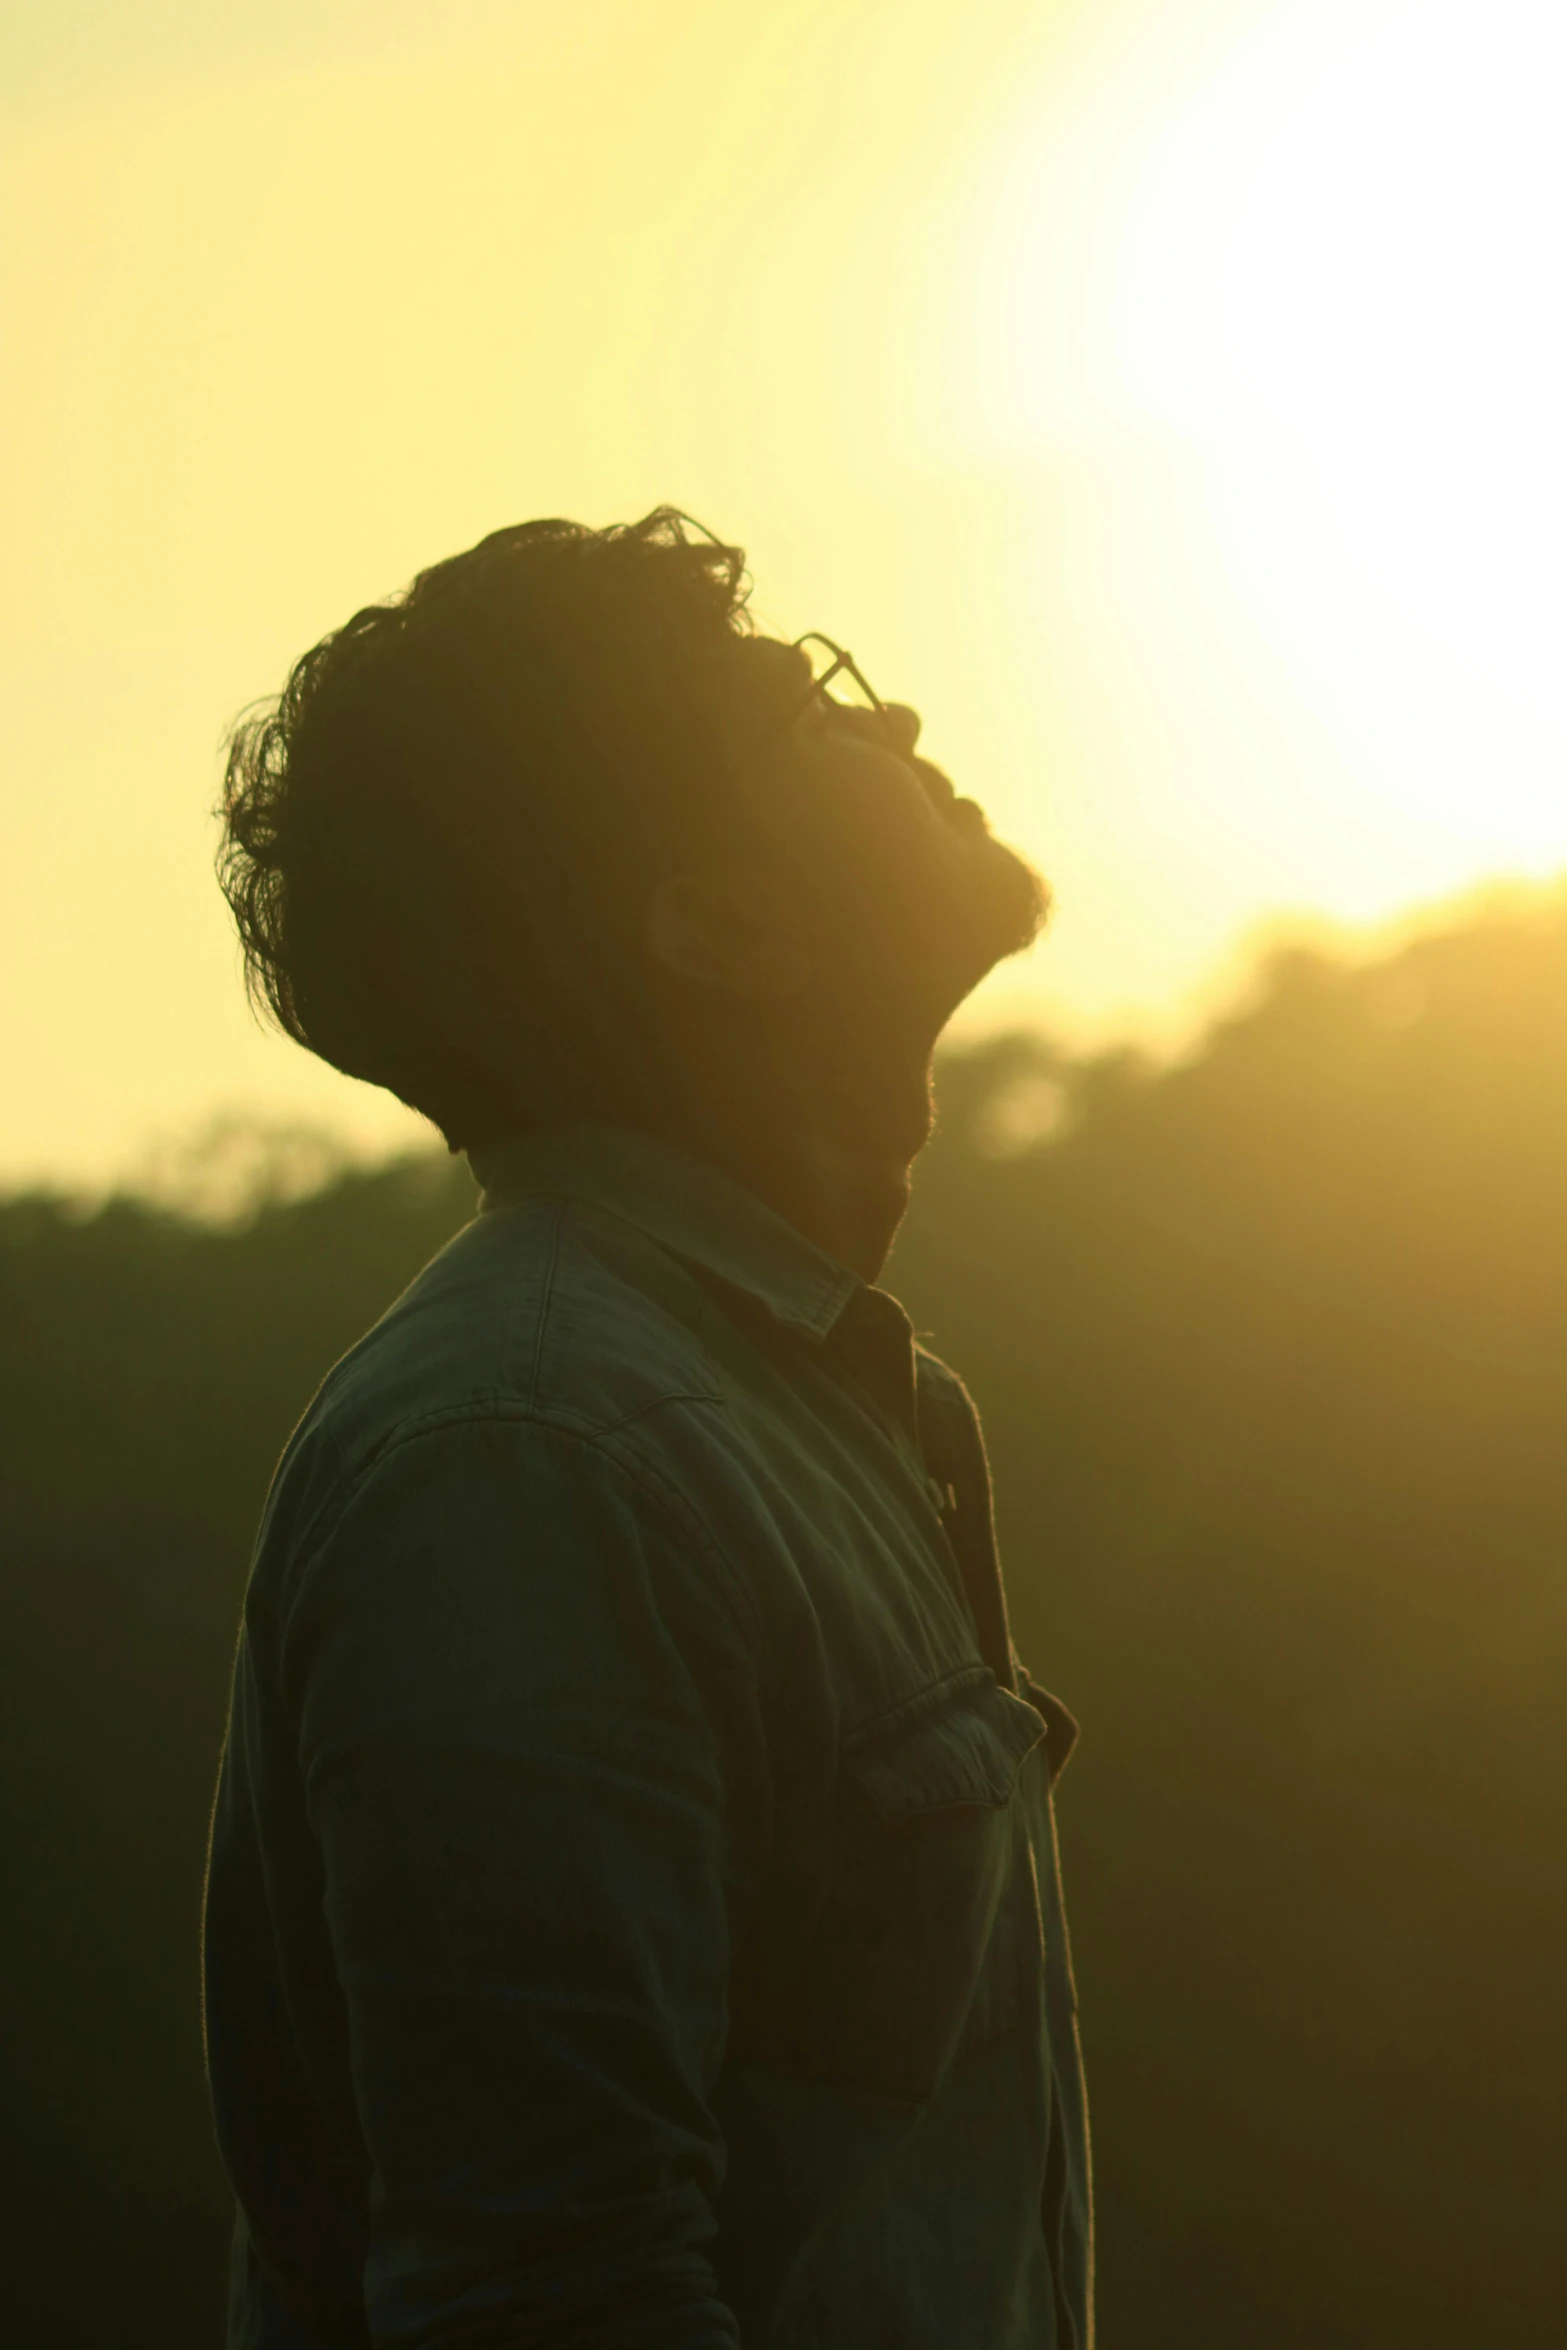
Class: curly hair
217,508,757,1147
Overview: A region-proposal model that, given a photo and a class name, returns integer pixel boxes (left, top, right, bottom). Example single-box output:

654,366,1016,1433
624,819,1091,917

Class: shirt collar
467,1122,864,1344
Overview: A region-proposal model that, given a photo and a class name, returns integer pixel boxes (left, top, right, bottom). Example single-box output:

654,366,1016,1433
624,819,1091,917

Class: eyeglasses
732,631,896,773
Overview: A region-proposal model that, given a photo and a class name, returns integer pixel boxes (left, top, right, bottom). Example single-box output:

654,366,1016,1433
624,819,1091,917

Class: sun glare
958,0,1567,915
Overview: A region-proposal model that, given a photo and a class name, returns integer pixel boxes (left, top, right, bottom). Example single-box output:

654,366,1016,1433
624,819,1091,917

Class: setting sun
953,0,1567,916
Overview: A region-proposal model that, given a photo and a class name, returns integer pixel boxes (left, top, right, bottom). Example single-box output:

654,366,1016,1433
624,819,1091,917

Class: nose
914,756,960,819
878,701,922,757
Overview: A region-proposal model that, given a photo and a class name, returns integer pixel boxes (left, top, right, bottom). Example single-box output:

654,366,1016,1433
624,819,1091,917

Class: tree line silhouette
3,890,1563,2346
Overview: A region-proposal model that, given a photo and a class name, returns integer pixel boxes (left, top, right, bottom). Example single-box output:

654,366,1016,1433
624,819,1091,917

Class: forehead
699,634,819,767
723,632,885,742
703,633,908,813
737,633,815,706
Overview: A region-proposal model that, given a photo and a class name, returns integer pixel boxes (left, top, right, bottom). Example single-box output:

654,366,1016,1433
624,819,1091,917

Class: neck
652,1020,938,1283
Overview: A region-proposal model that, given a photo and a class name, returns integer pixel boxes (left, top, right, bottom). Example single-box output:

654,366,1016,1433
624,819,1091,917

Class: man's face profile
658,631,1050,1039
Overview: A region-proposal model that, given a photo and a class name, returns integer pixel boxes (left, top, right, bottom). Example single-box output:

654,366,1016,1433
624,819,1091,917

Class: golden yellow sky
4,0,1565,1186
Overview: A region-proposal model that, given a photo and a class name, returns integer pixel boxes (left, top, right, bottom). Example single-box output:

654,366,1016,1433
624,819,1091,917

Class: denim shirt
203,1124,1093,2349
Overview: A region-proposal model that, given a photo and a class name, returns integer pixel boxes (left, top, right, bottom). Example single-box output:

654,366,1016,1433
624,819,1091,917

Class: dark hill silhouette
3,891,1563,2345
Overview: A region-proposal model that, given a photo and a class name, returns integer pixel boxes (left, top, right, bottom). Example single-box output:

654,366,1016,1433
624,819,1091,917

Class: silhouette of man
203,510,1092,2348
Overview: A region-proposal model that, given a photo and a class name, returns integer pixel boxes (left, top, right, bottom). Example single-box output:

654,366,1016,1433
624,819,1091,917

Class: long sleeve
279,1410,765,2350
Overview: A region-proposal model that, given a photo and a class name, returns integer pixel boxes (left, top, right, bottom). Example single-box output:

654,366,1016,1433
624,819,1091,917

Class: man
203,508,1092,2348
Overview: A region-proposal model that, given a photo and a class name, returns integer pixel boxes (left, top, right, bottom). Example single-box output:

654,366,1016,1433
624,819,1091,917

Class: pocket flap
843,1677,1045,1822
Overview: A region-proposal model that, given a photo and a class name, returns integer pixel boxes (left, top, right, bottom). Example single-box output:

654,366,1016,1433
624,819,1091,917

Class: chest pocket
757,1671,1046,2106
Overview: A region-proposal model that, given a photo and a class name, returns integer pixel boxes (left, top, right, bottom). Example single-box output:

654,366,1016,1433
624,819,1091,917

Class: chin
900,850,1050,1032
827,829,1052,1036
963,833,1052,966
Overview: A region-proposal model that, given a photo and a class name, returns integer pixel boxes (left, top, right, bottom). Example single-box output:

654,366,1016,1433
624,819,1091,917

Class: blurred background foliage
3,892,1564,2347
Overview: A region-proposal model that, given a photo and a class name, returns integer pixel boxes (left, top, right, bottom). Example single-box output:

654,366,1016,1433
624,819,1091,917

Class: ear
644,865,812,1000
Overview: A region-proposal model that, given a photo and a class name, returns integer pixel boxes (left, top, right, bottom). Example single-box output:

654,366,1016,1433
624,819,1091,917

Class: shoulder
913,1340,979,1430
257,1192,730,1566
913,1340,992,1497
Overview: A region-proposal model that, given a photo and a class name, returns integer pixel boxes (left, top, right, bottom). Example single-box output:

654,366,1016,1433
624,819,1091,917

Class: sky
4,0,1566,1188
